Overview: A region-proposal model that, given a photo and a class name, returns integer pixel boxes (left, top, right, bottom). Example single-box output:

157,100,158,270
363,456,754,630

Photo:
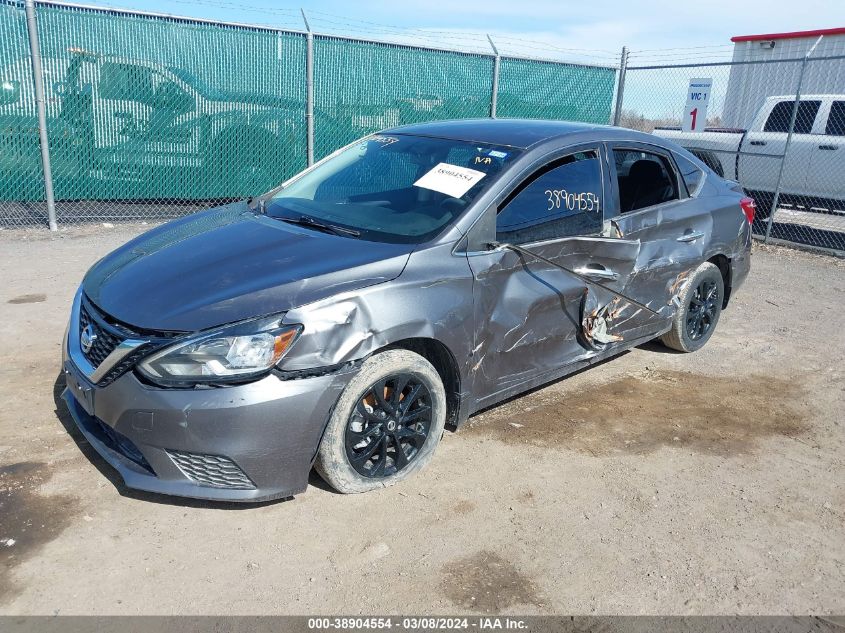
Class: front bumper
62,343,357,502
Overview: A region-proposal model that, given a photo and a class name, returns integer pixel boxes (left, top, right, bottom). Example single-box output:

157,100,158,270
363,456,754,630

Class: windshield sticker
413,163,486,198
488,150,508,159
474,156,493,165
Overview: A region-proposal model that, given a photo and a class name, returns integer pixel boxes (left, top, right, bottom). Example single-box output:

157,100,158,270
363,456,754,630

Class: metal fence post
764,35,823,242
611,46,628,126
301,8,315,167
24,0,57,231
487,35,500,119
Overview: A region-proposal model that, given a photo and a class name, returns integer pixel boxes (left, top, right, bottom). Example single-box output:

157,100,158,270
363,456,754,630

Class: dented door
607,142,714,328
467,236,663,406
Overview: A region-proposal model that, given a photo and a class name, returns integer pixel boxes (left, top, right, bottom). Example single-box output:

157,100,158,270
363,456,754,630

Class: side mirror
0,79,21,105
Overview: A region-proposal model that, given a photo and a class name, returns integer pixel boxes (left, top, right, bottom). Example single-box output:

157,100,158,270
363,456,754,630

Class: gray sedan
62,119,753,501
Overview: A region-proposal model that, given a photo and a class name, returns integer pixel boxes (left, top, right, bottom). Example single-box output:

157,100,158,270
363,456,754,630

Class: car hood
82,202,414,332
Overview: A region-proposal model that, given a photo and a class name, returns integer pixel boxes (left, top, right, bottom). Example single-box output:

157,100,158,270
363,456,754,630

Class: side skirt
457,324,671,427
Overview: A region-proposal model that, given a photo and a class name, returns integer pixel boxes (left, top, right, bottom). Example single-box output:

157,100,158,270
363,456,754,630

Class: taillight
740,197,756,224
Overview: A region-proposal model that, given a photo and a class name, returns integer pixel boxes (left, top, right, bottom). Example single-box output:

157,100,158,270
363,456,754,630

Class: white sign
413,162,486,198
681,78,712,133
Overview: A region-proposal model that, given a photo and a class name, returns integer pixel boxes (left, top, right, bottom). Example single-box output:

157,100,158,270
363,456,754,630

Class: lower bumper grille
84,412,154,474
166,450,256,490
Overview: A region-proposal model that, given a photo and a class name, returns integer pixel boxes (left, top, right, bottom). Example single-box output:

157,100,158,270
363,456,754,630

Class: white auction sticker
681,77,712,133
413,163,486,198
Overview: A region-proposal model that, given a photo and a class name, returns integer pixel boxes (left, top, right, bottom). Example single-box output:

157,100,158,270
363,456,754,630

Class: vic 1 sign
682,78,712,133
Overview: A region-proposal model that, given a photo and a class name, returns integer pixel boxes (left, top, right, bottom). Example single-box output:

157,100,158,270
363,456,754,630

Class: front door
467,146,665,407
739,98,820,195
92,61,199,197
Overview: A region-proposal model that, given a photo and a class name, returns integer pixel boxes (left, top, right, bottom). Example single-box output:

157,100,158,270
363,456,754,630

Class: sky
91,0,845,63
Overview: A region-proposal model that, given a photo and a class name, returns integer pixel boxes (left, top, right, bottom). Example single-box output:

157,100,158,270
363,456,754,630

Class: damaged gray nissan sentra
62,119,753,502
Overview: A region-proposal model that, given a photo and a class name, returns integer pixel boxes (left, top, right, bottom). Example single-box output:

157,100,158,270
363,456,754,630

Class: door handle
677,231,705,243
819,144,838,150
574,266,619,281
749,140,767,146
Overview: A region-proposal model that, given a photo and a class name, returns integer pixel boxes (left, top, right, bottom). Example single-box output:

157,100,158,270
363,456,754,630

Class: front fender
277,242,475,381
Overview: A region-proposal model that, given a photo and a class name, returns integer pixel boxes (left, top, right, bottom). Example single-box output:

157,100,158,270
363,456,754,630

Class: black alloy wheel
344,375,433,478
686,279,720,341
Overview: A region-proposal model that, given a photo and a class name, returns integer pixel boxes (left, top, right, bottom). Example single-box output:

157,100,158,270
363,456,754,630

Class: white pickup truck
1,48,303,201
654,94,845,218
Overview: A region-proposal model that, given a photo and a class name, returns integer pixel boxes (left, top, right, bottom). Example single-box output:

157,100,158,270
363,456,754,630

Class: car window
673,153,706,197
826,101,845,136
612,149,679,214
495,150,602,245
763,100,821,134
99,62,153,103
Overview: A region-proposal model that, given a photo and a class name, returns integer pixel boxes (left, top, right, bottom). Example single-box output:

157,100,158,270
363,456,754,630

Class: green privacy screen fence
0,0,617,226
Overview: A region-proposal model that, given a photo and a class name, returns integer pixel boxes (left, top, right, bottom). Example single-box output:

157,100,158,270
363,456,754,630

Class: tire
660,262,724,353
315,349,447,494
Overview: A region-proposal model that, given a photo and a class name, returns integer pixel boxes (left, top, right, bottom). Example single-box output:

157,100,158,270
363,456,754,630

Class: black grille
79,302,124,368
78,298,164,387
96,346,154,385
166,450,256,490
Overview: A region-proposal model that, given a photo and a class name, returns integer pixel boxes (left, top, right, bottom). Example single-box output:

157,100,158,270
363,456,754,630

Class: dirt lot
0,224,843,616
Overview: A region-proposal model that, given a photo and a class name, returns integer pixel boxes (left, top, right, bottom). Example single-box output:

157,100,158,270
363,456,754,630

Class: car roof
382,118,659,150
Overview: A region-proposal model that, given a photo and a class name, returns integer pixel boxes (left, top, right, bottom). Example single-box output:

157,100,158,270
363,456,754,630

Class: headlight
137,317,301,386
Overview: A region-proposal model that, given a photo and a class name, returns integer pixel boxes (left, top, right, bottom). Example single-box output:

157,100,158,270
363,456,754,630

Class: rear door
807,99,845,205
739,98,820,194
606,143,709,327
467,145,662,406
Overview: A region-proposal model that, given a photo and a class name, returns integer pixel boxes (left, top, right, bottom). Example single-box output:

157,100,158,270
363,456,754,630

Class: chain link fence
1,0,844,255
0,0,616,228
618,42,845,253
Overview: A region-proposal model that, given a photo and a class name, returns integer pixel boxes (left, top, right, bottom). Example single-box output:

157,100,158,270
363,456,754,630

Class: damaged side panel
466,236,666,407
611,194,715,327
279,240,476,382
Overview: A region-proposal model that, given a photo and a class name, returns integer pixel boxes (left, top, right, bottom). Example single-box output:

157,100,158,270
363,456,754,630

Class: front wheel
315,349,447,494
660,262,724,353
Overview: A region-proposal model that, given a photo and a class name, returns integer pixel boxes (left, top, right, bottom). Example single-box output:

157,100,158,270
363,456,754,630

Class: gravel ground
0,224,843,616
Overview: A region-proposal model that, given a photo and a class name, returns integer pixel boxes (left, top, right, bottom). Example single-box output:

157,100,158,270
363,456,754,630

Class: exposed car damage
61,119,752,501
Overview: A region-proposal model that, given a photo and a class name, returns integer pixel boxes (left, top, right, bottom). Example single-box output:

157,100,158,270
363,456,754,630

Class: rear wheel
315,349,446,494
660,262,724,353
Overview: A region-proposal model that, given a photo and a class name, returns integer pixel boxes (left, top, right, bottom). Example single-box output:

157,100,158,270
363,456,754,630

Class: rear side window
674,153,706,196
613,149,679,214
763,100,821,134
496,150,602,244
826,101,845,136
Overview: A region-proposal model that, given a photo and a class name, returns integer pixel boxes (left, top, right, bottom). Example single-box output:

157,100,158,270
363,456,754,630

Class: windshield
266,134,520,244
